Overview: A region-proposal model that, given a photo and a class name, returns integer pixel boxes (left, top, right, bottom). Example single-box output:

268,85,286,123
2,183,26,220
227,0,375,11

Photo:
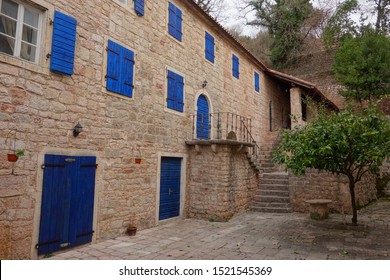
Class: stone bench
305,199,332,220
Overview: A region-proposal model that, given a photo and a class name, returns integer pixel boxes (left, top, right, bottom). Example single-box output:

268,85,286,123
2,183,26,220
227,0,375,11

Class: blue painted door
159,157,181,220
38,155,96,255
196,95,210,139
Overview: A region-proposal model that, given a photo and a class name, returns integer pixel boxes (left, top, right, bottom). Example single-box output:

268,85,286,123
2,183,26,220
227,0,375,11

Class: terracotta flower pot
7,154,18,162
126,226,137,236
135,158,142,164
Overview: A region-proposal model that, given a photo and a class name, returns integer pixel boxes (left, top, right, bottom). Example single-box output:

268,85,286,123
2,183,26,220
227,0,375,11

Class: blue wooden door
38,155,96,255
159,157,181,220
196,95,210,139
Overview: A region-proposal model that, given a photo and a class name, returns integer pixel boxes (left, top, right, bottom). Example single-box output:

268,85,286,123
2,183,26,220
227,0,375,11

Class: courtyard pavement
47,198,390,260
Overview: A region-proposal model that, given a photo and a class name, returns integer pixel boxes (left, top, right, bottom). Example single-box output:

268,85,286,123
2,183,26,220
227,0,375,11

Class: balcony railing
190,112,260,161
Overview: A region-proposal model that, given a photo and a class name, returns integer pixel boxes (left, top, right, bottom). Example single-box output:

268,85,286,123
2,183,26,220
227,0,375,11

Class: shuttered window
205,31,215,63
167,70,184,112
232,54,239,79
254,71,260,92
134,0,144,16
168,2,182,41
50,11,77,75
106,40,135,98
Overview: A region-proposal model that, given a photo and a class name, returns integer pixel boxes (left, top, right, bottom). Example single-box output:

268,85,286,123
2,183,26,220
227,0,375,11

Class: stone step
251,206,291,213
252,201,291,208
260,163,274,168
262,172,289,180
261,179,289,185
256,189,290,196
253,195,290,203
257,184,289,192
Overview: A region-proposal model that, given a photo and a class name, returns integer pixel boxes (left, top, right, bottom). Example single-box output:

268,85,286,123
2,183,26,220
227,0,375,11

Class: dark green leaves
273,106,390,181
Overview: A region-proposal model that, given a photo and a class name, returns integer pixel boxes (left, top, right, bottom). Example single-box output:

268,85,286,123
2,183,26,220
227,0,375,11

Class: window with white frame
0,0,42,63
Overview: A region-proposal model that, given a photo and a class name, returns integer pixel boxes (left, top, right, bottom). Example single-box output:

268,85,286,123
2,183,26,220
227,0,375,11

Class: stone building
0,0,369,260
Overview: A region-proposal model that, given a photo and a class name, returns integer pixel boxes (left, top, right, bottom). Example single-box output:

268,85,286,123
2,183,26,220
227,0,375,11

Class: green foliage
323,0,359,48
249,0,313,68
273,105,390,224
332,30,390,101
15,149,25,157
273,106,390,178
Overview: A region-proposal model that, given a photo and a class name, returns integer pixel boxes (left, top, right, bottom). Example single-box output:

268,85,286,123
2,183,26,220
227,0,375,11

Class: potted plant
126,215,137,236
7,149,24,162
126,225,137,236
133,145,142,164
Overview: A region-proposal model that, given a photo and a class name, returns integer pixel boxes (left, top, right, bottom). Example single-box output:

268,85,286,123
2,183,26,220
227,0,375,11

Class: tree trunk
348,180,358,225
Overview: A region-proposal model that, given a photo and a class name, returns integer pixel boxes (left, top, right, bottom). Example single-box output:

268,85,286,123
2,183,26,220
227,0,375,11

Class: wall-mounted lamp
73,122,83,137
202,80,208,88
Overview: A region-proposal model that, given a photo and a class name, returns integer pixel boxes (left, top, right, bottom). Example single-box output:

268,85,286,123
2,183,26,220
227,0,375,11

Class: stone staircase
251,143,292,213
251,172,291,213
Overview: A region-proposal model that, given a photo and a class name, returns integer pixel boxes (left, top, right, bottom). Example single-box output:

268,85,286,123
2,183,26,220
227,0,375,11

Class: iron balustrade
190,112,261,161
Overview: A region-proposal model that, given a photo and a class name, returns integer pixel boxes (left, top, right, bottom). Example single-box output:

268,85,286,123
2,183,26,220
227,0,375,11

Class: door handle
168,188,173,196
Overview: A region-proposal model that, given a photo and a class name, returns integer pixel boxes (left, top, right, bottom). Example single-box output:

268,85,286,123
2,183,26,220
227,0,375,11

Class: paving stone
47,199,390,260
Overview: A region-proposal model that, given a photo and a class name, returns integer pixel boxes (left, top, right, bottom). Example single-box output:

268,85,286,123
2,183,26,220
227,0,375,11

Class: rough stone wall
0,175,32,259
259,77,290,148
187,144,258,220
289,170,377,214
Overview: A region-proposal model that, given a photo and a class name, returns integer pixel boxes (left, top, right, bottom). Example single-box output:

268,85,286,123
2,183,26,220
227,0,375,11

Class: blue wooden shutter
168,3,176,38
254,72,260,92
121,47,135,97
176,74,184,112
176,7,182,41
106,40,121,94
70,156,97,247
205,32,215,63
232,54,239,79
50,11,77,75
38,155,67,255
167,70,184,112
167,70,176,110
134,0,144,16
106,40,134,97
168,2,182,41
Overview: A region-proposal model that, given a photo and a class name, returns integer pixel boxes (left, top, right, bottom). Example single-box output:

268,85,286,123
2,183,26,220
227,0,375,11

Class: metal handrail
190,112,253,142
240,119,260,162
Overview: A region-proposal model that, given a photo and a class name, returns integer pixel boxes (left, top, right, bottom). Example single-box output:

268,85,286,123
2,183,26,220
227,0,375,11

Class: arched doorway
196,95,210,139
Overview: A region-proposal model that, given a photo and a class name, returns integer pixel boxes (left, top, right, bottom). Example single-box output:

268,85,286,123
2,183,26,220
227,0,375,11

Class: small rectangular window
232,54,239,79
118,0,129,4
106,40,135,98
0,0,43,63
167,70,184,112
205,31,214,63
254,72,260,92
168,2,182,41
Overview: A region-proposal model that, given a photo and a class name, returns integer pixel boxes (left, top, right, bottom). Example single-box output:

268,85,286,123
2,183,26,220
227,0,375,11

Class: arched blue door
196,95,210,139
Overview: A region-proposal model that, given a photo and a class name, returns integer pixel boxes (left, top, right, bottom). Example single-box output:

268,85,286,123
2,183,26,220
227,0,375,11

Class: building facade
1,0,342,259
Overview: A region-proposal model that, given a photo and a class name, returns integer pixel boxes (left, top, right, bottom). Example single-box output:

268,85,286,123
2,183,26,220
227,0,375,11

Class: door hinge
41,164,66,169
80,164,98,169
35,239,60,249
